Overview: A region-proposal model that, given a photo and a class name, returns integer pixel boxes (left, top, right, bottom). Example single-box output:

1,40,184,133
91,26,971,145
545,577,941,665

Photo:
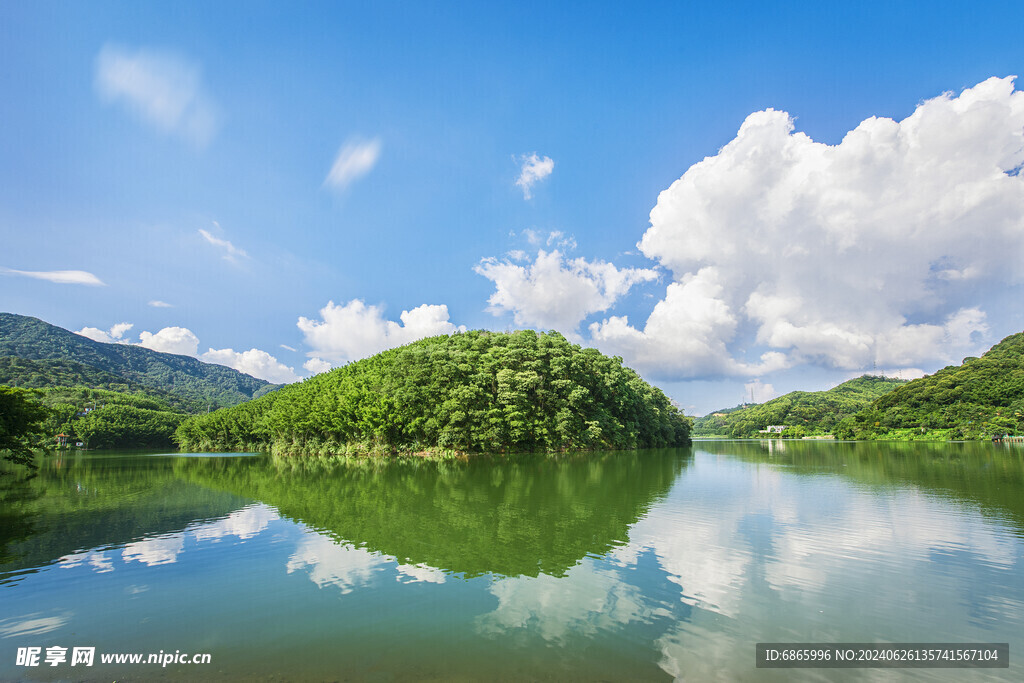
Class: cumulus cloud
589,268,789,378
475,249,659,335
75,320,299,381
598,76,1024,379
1,267,105,286
199,224,247,262
137,326,201,356
76,322,133,344
148,299,173,308
515,153,554,199
303,357,333,375
202,347,300,384
324,138,381,190
95,44,220,148
298,299,466,364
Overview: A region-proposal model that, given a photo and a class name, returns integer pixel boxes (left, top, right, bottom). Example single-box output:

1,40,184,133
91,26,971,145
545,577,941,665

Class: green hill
0,312,271,409
836,331,1024,439
176,329,691,456
0,312,281,450
693,375,907,438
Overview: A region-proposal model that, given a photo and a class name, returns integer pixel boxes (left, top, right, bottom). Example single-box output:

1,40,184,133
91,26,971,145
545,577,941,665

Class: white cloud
95,44,220,148
199,224,247,262
202,347,300,384
475,249,659,336
76,322,134,344
515,153,554,199
604,76,1024,379
744,379,777,404
148,300,173,308
1,267,105,286
137,326,200,356
546,230,577,250
109,322,134,340
298,299,465,364
590,269,790,378
324,138,381,190
77,320,298,381
303,357,333,375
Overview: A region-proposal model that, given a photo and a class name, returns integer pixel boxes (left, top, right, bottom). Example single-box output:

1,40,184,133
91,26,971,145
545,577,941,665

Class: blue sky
2,1,1024,414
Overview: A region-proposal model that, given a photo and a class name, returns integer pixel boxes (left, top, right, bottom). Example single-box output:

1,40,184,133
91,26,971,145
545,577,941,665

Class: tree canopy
836,331,1024,439
693,375,907,438
0,312,274,410
0,386,48,467
176,330,691,455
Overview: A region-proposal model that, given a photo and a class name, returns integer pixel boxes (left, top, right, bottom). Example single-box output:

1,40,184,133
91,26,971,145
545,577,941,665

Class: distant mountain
837,331,1024,439
693,375,907,437
0,313,273,410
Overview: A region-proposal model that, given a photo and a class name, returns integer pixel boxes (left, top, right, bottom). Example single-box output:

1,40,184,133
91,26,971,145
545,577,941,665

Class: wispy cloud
148,300,173,308
1,267,105,286
198,224,247,262
324,138,382,191
94,44,220,148
515,153,554,199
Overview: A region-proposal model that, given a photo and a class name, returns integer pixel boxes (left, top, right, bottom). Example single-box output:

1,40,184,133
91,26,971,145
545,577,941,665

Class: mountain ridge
0,312,273,410
693,375,908,437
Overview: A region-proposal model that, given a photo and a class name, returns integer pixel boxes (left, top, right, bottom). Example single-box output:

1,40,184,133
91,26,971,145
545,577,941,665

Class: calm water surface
1,441,1022,681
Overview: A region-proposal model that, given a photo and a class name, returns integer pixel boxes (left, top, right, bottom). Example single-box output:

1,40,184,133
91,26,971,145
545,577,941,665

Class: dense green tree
176,330,691,455
835,331,1024,440
0,312,276,409
0,386,49,468
693,375,907,438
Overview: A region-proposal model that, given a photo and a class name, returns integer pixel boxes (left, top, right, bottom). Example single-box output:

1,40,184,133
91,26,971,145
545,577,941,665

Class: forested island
3,310,1024,468
176,330,691,455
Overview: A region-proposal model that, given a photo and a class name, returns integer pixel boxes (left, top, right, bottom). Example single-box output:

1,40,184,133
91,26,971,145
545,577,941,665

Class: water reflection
0,452,249,584
701,439,1024,534
615,444,1024,680
0,444,1022,681
177,449,690,578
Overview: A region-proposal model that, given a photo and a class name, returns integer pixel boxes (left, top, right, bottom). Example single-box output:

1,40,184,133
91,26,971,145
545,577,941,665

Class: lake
1,441,1022,681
